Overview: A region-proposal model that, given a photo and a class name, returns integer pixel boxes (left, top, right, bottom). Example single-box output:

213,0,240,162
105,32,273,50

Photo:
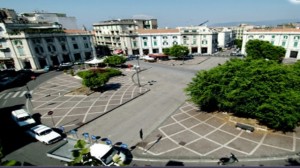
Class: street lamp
47,111,55,127
134,65,141,87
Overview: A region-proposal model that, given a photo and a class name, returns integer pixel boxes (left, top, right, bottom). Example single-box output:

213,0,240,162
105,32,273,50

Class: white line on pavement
11,91,20,98
3,92,12,99
19,91,27,97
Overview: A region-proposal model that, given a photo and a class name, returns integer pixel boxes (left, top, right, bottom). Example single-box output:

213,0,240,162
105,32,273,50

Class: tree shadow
94,83,121,92
165,160,185,166
0,104,35,156
114,146,133,165
285,158,300,166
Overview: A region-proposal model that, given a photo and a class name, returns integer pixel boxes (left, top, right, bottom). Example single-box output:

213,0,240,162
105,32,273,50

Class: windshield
39,129,52,136
18,116,31,121
101,148,118,165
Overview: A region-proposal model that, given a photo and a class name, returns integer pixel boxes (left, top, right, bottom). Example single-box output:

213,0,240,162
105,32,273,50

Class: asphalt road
0,70,65,166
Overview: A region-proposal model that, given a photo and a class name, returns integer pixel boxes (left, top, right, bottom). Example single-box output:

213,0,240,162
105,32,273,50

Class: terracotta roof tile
136,29,179,34
248,28,300,33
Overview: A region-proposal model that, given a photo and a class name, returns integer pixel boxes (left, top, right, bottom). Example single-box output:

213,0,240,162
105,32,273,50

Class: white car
90,143,126,166
26,124,62,144
11,109,36,127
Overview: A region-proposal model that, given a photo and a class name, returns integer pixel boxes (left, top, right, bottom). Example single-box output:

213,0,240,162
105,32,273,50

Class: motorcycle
217,153,239,165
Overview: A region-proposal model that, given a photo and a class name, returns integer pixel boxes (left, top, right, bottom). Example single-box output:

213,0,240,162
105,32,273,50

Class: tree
166,45,189,59
83,72,109,90
245,39,286,62
234,39,242,49
185,58,300,131
0,141,21,166
163,48,171,55
103,55,126,67
69,140,102,166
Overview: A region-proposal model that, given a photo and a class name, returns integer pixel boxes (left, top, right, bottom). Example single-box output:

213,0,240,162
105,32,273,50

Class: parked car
26,124,62,144
90,143,127,166
73,60,85,65
56,63,73,71
11,109,36,127
142,56,155,62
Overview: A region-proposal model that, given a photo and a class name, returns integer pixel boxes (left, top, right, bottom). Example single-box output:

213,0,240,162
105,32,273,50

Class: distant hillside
209,18,300,27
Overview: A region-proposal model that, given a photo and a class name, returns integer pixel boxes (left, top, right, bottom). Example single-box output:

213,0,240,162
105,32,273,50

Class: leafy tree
83,73,109,90
245,39,286,62
163,48,171,55
68,140,102,166
166,45,189,59
234,39,242,49
103,55,126,67
185,58,300,131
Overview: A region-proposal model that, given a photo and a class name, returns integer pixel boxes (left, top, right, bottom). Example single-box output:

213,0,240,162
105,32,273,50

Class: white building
0,23,93,70
216,27,234,49
241,28,300,59
20,12,78,29
232,24,256,40
93,18,158,54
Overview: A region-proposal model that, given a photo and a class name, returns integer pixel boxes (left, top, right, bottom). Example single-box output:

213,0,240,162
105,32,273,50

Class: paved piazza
133,102,300,160
30,69,148,132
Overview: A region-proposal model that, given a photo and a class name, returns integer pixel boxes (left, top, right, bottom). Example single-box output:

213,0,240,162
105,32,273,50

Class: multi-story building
0,22,93,70
93,18,158,54
241,28,300,59
232,24,255,40
215,27,234,49
125,26,218,55
20,12,78,29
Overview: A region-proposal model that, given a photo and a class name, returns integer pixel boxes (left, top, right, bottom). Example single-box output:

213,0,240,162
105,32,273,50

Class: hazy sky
1,0,299,29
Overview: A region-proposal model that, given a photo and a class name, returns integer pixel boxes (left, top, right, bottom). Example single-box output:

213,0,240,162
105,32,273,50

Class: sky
1,0,300,29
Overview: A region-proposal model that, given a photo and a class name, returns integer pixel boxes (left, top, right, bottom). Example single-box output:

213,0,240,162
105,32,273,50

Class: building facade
93,18,158,54
216,27,234,49
232,24,255,40
241,28,300,59
0,23,93,70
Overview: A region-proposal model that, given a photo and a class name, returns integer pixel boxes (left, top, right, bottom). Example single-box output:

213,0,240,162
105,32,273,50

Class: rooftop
248,28,300,33
136,28,179,34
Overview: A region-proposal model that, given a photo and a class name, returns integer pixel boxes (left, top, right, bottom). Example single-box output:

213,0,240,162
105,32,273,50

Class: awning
84,57,106,64
113,49,123,54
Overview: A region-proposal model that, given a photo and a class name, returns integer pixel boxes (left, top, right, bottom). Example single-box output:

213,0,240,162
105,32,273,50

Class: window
73,44,79,49
173,36,177,39
45,38,54,43
173,41,178,45
259,35,264,39
163,41,168,45
72,37,76,41
202,40,207,45
153,36,157,39
133,41,137,47
83,37,87,40
271,41,275,45
84,43,89,48
193,35,196,39
294,36,300,40
17,46,25,56
282,41,286,47
154,41,157,46
142,37,148,40
193,40,196,45
248,35,253,39
163,36,168,39
202,35,206,38
184,30,189,33
61,44,67,51
143,41,147,47
283,35,288,39
272,35,275,39
294,42,298,48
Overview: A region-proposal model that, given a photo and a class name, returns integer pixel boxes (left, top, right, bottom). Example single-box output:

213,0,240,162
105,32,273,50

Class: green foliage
103,55,126,66
78,68,122,90
163,48,171,55
234,39,242,49
69,140,102,166
70,69,74,76
185,58,300,131
166,45,189,58
245,39,286,63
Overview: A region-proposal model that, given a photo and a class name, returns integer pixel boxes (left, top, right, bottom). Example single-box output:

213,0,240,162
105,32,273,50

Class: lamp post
134,65,141,87
48,111,55,127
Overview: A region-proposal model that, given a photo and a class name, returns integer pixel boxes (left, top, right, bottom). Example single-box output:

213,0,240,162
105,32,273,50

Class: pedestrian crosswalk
0,90,33,100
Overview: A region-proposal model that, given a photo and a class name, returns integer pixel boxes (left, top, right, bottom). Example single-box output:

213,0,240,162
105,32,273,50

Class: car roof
12,109,30,118
30,124,51,133
90,144,113,159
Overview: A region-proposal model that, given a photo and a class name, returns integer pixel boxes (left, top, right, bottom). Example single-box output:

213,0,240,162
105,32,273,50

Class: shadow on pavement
166,160,185,166
286,158,300,166
0,104,35,156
